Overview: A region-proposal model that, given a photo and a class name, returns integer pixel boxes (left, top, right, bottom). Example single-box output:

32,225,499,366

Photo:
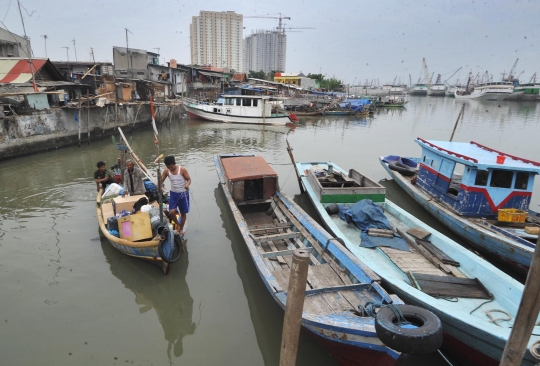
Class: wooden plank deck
244,208,371,316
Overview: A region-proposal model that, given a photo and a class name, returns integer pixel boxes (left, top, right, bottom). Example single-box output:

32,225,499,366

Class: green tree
248,70,266,79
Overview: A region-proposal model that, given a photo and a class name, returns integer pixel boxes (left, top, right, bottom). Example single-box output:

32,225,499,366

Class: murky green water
0,96,538,365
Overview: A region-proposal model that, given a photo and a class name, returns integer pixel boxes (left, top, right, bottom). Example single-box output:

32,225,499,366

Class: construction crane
504,58,519,82
280,25,315,34
244,13,291,33
443,67,462,86
422,58,431,86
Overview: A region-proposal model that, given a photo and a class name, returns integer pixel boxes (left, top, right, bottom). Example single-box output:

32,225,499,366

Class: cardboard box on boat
102,202,115,221
112,194,147,215
118,212,153,241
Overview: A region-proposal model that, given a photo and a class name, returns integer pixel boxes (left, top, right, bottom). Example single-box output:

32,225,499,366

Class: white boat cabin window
224,98,235,106
236,98,241,106
490,170,513,188
474,170,489,186
252,99,258,107
515,172,529,190
242,99,251,107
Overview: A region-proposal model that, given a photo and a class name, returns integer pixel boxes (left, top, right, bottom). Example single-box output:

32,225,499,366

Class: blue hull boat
295,160,540,366
380,138,540,275
215,154,443,366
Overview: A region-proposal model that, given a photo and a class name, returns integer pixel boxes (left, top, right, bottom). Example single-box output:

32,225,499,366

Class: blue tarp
339,98,372,112
338,199,409,251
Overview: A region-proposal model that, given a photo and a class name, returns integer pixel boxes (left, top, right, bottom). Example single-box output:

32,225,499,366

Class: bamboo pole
87,94,90,144
285,139,305,193
77,105,81,147
500,235,540,365
280,249,310,366
449,104,465,142
102,105,109,133
117,127,157,185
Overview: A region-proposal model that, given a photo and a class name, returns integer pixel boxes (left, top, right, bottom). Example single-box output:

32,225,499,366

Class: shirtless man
161,155,191,235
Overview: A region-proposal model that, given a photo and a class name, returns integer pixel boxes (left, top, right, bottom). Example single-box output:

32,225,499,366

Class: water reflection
101,240,196,361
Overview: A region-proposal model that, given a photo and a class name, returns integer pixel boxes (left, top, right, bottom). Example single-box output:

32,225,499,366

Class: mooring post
500,235,540,365
280,249,310,366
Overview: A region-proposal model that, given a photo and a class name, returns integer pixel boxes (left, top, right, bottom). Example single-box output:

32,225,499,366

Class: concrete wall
0,28,31,57
0,104,168,160
113,47,149,79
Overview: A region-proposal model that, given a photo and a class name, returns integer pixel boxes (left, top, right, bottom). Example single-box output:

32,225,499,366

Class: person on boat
122,159,146,197
161,155,191,235
94,161,115,192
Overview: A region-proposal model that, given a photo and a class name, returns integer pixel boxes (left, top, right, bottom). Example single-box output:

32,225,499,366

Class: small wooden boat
322,109,357,116
382,101,408,107
215,154,443,365
380,138,540,275
96,129,183,274
294,160,540,366
183,95,298,125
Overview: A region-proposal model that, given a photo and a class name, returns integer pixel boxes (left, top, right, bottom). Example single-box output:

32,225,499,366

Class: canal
0,96,538,365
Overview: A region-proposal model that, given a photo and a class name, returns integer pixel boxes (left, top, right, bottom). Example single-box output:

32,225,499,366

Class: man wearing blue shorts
161,155,191,235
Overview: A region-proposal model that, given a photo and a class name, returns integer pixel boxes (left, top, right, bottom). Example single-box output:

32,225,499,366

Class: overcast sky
3,0,539,84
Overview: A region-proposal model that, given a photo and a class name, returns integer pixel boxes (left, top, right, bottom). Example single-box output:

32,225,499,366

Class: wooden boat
289,109,323,116
95,129,183,274
380,138,540,275
183,95,298,125
381,101,408,107
214,154,442,366
322,109,357,116
294,160,540,366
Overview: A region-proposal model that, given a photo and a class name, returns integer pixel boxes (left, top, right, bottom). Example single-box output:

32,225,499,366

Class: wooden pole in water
449,104,465,142
87,94,90,144
279,249,310,366
285,139,305,193
500,235,540,366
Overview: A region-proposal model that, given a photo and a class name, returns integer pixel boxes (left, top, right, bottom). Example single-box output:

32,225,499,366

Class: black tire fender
157,227,182,264
325,203,339,215
388,162,417,177
375,304,443,354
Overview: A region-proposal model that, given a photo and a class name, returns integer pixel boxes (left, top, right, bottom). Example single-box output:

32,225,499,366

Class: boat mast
16,0,38,92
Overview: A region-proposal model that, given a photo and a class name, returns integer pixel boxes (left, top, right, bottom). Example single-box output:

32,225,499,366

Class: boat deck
328,206,518,326
243,204,381,316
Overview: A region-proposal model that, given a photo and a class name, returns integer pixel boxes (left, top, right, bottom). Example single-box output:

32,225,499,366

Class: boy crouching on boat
161,155,191,235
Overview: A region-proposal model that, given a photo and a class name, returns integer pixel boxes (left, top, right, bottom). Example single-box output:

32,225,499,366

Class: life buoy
388,162,417,177
157,227,182,264
375,304,443,354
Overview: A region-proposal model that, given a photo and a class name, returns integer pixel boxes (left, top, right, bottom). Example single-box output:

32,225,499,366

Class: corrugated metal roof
0,59,47,83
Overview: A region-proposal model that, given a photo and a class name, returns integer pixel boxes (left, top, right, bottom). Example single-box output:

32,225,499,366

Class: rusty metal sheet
222,156,278,182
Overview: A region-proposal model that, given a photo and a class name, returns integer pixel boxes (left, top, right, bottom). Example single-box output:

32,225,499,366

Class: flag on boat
149,96,159,144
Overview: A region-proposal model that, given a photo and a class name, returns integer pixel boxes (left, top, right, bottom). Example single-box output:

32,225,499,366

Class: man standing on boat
161,155,191,235
94,161,115,192
122,159,146,197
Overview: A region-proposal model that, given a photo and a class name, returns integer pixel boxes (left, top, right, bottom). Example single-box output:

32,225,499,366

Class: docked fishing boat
505,83,540,101
410,84,429,96
455,82,514,101
381,98,408,107
214,154,443,365
294,160,540,365
182,95,298,125
445,85,461,98
322,109,357,116
380,138,540,276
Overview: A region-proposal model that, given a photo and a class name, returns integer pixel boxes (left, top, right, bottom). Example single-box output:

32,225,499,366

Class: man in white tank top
161,155,191,235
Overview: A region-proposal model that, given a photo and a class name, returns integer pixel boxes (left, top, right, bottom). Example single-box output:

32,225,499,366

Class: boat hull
184,104,293,125
380,160,532,275
296,161,539,365
455,91,512,101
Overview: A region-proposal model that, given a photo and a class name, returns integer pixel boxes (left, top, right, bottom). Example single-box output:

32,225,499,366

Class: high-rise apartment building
243,30,286,75
190,11,243,72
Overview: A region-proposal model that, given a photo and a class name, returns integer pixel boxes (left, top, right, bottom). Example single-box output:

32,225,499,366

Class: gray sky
3,0,539,84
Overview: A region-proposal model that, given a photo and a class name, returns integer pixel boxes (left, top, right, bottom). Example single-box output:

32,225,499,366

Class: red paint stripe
460,183,531,212
419,163,450,182
470,141,540,167
417,137,478,162
0,59,46,83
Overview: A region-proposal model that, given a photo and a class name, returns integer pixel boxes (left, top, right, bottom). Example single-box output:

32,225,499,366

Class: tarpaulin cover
338,199,409,251
158,226,175,259
339,98,371,112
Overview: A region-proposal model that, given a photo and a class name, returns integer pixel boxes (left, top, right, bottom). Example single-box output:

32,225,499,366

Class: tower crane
244,13,291,33
422,58,431,86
